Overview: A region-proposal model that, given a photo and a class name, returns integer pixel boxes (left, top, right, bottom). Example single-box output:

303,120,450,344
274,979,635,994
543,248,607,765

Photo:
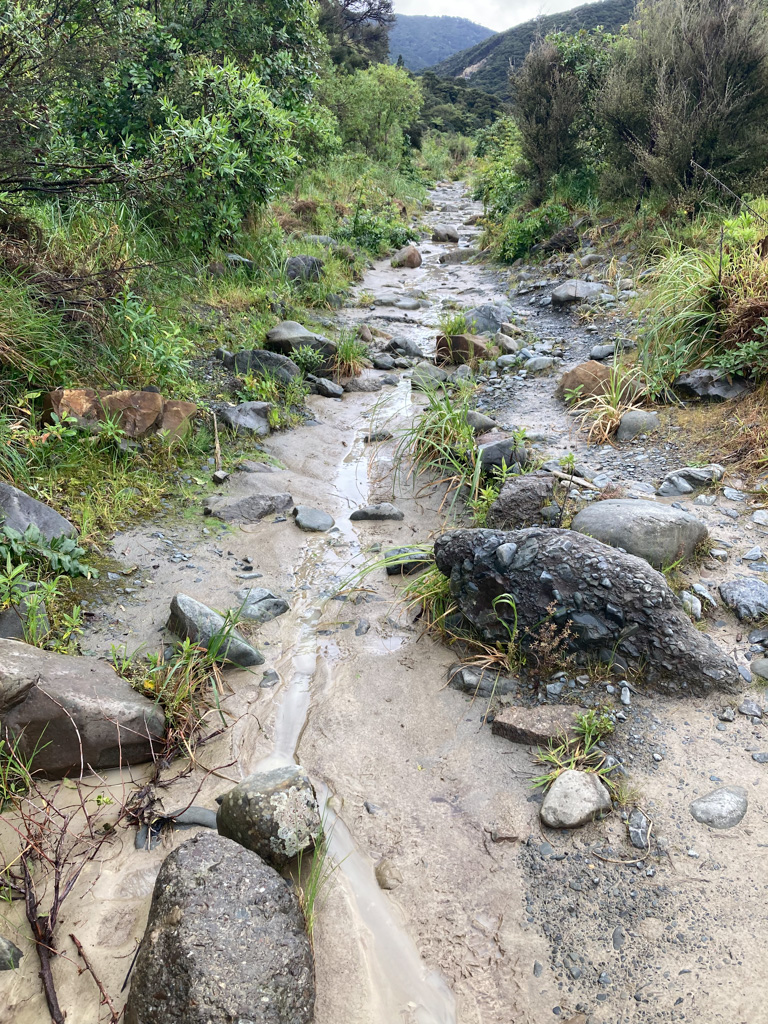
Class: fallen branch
70,933,120,1023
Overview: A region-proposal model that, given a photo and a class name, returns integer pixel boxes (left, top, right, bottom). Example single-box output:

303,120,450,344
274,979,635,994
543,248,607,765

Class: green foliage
0,729,41,807
495,201,570,262
437,309,468,336
416,72,500,137
321,63,422,163
333,331,368,377
0,525,96,579
292,345,326,375
238,370,309,427
110,289,191,387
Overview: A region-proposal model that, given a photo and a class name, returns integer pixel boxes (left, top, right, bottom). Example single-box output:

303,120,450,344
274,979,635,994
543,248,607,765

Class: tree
319,0,395,70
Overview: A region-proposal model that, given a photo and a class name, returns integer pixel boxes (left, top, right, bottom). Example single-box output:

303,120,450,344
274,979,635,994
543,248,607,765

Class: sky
393,0,590,33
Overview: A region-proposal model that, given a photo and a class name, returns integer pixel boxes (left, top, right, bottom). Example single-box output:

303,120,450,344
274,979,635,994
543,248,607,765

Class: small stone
689,786,748,828
720,578,768,620
723,487,746,501
680,591,703,620
212,470,229,485
168,594,263,667
752,752,768,763
540,769,612,829
627,809,649,848
743,546,764,561
620,685,631,706
375,859,403,890
718,707,736,721
738,698,763,718
750,657,768,680
293,506,335,532
751,510,768,526
0,936,23,970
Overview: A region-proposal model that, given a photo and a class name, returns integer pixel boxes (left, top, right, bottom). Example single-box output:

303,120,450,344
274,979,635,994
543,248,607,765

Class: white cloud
394,0,593,34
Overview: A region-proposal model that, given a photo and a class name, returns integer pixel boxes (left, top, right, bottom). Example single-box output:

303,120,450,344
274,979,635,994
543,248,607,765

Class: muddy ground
2,183,767,1024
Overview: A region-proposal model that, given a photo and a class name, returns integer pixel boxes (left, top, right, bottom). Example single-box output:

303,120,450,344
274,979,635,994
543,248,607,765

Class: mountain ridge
388,15,495,72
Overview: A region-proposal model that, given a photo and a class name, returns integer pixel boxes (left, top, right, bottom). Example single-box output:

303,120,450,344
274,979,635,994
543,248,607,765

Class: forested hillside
388,15,495,71
428,0,635,95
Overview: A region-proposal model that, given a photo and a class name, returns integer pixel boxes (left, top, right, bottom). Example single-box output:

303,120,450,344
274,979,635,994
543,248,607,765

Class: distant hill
427,0,636,97
388,15,495,72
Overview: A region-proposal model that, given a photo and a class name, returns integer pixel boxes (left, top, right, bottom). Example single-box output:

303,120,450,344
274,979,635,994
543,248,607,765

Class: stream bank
3,182,767,1024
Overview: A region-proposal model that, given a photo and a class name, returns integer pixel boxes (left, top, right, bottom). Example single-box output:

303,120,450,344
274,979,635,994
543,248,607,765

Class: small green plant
294,827,340,944
333,331,368,377
0,524,97,579
574,708,615,745
0,729,43,806
571,363,646,444
532,724,617,796
237,370,309,428
438,309,469,336
292,345,326,376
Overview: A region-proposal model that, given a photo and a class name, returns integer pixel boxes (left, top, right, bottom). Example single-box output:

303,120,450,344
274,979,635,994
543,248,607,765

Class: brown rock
358,324,373,343
101,389,164,436
391,245,422,269
555,361,639,403
435,333,489,366
159,400,198,438
491,705,586,747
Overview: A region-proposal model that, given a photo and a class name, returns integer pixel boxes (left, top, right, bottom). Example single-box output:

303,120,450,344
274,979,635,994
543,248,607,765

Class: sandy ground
2,183,767,1024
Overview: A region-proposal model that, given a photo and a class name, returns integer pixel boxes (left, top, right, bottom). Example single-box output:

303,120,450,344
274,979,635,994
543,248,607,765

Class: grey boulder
203,491,293,523
215,401,272,436
689,786,748,829
616,410,660,441
674,369,749,401
168,594,264,666
234,587,289,624
384,546,433,575
1,640,165,778
216,764,321,869
230,349,301,383
124,833,314,1024
488,472,556,530
308,375,344,398
286,254,323,282
431,225,459,242
657,464,724,497
350,503,404,521
433,528,740,695
266,320,335,361
411,362,448,389
540,769,612,828
466,410,496,431
719,578,768,621
571,499,708,568
551,280,607,305
293,505,335,532
0,481,75,541
478,438,532,473
465,303,514,336
391,244,422,268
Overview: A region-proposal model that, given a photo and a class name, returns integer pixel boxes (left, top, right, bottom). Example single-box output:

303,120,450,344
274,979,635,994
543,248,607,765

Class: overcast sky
394,0,589,33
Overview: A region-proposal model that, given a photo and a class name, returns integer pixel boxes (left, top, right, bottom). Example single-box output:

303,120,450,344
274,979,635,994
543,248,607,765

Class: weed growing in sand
333,330,368,377
0,729,43,806
238,369,309,428
532,710,618,795
571,363,646,444
294,827,340,944
437,309,469,336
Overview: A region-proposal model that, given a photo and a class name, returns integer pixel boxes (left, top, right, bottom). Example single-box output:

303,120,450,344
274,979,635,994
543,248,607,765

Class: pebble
620,686,631,706
752,752,768,763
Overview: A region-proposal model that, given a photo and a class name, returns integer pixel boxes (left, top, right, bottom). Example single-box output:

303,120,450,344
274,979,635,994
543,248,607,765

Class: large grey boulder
266,321,335,360
551,280,607,305
168,594,264,666
571,499,708,568
431,225,459,242
478,438,532,473
286,254,324,282
487,472,556,529
0,482,75,541
540,769,612,828
391,245,422,268
1,640,165,777
124,833,314,1024
674,369,749,402
465,303,514,336
229,349,301,383
216,764,321,869
433,528,741,695
719,578,768,621
292,505,334,532
203,491,293,524
215,401,272,437
616,410,660,441
689,786,748,829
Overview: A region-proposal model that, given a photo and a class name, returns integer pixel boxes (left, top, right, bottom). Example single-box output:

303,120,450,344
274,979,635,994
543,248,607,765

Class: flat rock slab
1,639,165,777
168,594,263,667
491,705,586,747
540,769,612,828
719,578,768,620
204,492,293,523
216,401,273,436
689,786,748,829
551,280,607,305
350,503,404,521
293,505,335,531
0,481,75,541
125,833,314,1024
217,764,321,870
658,464,723,496
571,499,708,568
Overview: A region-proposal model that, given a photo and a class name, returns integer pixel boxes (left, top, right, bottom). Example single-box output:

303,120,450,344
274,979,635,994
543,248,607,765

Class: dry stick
70,933,120,1023
549,468,599,490
22,859,65,1024
213,412,222,472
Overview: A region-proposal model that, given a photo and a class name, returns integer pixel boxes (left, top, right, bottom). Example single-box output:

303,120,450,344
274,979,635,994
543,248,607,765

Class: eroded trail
5,183,768,1024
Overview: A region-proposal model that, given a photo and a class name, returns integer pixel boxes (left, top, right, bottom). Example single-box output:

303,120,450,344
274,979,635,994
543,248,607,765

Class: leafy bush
495,201,570,262
338,207,412,254
0,524,97,579
292,345,326,375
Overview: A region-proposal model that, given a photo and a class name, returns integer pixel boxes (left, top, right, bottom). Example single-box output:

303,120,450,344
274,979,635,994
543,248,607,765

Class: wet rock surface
434,528,741,694
125,832,314,1024
0,935,23,970
570,498,708,568
203,490,293,523
1,639,165,776
167,593,264,666
292,505,335,531
216,764,321,869
488,472,556,529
